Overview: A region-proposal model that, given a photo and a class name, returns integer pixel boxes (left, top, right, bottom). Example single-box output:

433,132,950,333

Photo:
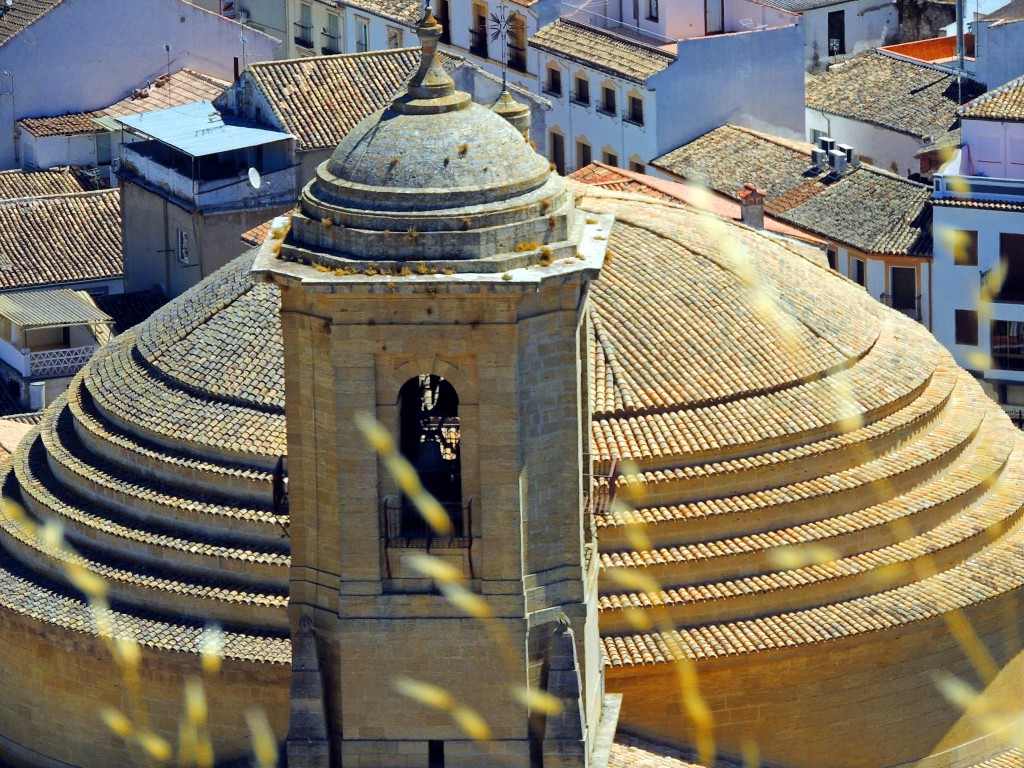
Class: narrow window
550,132,565,175
827,9,846,55
398,375,462,537
573,76,590,106
826,247,837,269
545,66,562,97
954,229,978,266
576,140,592,169
996,233,1024,302
508,13,527,71
993,320,1024,370
629,160,645,173
295,2,313,47
647,0,659,20
851,257,865,286
356,17,369,52
627,96,644,125
471,3,488,57
599,86,616,116
386,26,403,48
955,310,978,346
603,150,619,167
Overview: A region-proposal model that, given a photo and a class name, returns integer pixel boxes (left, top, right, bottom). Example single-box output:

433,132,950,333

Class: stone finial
491,89,531,138
406,7,455,101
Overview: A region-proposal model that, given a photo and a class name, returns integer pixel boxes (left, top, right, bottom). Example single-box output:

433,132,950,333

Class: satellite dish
248,167,262,189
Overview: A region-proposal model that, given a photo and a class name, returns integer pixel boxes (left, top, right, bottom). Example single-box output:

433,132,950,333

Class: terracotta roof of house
0,189,122,290
805,50,985,140
0,167,92,199
343,0,421,25
569,162,827,245
241,49,465,151
980,0,1024,22
959,74,1024,120
653,125,933,255
0,420,31,459
0,0,61,47
529,20,675,83
19,69,230,138
241,219,275,247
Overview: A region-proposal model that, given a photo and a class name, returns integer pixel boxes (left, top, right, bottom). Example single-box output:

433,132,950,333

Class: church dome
2,185,1023,767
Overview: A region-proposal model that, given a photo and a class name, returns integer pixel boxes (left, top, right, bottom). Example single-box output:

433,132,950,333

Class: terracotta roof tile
529,20,675,83
0,167,92,199
805,51,985,140
959,74,1024,121
19,69,230,138
653,125,933,255
0,189,122,290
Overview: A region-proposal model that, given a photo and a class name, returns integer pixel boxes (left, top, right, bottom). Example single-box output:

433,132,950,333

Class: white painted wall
802,0,897,71
933,203,1024,385
538,58,658,172
651,22,805,153
20,133,99,171
0,0,277,169
974,19,1024,90
961,118,1024,180
804,110,924,175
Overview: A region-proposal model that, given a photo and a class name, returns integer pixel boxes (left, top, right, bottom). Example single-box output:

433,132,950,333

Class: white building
806,49,985,178
0,0,276,170
763,0,898,71
529,1,805,175
932,75,1024,403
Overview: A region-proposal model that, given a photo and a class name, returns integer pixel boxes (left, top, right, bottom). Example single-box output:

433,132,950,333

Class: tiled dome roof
1,189,1022,767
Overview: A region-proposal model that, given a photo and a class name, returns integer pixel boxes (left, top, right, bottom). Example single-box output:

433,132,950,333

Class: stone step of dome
594,361,957,519
589,309,940,465
0,468,288,630
600,477,1024,666
13,433,289,590
84,333,285,468
0,540,289,663
598,376,986,550
598,413,1004,588
68,377,274,505
597,416,1024,632
39,403,286,544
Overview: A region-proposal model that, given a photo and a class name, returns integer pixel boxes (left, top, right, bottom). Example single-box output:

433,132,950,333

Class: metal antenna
489,2,512,89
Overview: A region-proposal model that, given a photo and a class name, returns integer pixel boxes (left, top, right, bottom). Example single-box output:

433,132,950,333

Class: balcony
560,2,675,49
596,101,616,117
623,109,645,127
294,21,313,48
0,342,98,379
880,293,922,322
379,497,474,549
508,43,528,72
321,31,341,54
469,27,488,58
934,173,1024,203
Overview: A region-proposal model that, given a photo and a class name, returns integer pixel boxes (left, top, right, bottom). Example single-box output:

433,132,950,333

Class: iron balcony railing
380,497,474,549
321,30,341,54
879,293,922,322
294,21,313,48
469,27,488,57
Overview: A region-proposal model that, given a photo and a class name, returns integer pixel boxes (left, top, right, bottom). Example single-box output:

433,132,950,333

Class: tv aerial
248,167,262,189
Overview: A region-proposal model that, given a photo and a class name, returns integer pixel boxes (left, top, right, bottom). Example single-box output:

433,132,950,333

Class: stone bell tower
255,11,613,767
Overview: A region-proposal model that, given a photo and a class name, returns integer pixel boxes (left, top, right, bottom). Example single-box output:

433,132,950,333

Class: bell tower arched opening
398,374,462,536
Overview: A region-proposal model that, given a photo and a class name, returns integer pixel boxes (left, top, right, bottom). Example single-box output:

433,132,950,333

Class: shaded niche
398,375,462,535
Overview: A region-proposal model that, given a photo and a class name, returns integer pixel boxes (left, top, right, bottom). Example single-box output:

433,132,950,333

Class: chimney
28,381,45,411
738,182,766,230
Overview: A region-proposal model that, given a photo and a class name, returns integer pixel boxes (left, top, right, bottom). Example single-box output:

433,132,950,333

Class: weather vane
489,2,512,88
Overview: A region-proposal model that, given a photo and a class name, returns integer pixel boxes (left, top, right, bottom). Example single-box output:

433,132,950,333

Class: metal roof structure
0,289,113,329
114,102,293,158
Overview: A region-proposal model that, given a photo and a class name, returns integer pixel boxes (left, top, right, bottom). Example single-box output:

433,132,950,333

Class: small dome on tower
288,10,572,265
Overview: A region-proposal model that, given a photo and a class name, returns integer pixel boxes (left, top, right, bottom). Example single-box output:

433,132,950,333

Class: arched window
398,375,463,537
